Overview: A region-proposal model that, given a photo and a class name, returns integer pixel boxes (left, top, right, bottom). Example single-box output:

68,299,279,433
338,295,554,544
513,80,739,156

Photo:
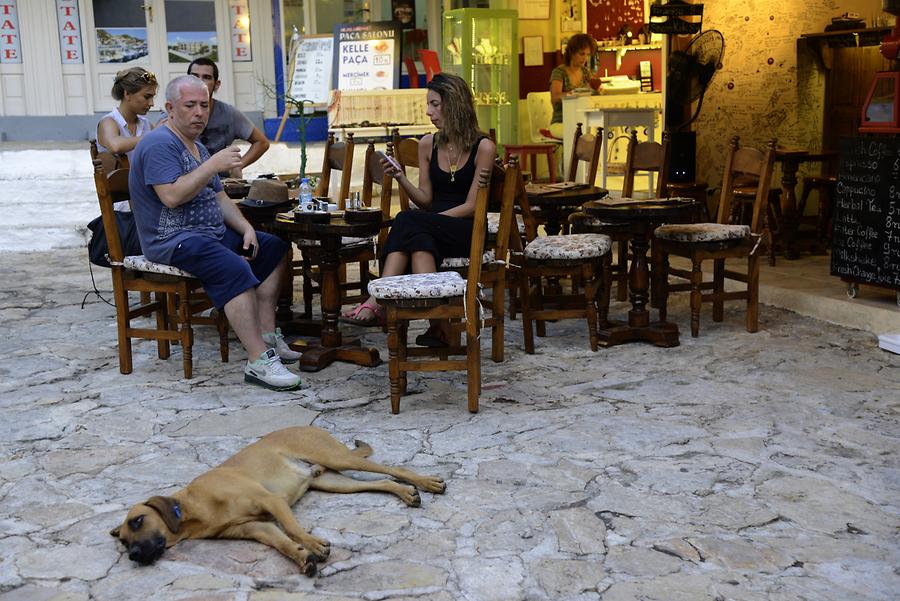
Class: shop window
165,0,217,63
92,0,148,63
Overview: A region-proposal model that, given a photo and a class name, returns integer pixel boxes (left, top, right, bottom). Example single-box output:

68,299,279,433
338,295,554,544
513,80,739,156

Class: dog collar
173,502,181,520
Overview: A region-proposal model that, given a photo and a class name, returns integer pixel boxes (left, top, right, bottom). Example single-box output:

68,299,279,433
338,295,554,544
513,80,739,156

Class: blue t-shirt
129,125,225,264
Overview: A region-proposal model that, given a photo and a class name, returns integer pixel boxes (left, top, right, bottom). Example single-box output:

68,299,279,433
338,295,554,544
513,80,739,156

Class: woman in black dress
341,73,496,345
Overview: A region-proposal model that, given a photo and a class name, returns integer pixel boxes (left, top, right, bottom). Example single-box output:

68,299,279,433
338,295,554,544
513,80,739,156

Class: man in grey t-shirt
188,57,270,177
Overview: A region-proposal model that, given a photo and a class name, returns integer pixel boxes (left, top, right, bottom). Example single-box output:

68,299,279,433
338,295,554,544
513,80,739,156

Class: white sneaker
262,328,302,364
244,349,302,391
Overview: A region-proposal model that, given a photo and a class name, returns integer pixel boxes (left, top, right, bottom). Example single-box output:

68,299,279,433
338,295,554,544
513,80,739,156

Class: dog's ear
109,525,121,538
144,496,182,533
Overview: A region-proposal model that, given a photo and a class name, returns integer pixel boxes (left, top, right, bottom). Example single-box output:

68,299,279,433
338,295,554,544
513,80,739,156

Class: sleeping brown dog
110,426,445,575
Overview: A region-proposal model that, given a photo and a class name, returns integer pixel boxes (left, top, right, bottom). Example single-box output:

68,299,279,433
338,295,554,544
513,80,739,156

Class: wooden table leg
289,235,381,372
779,157,801,260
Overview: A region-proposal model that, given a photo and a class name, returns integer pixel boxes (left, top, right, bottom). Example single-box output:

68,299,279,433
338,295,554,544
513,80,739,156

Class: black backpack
86,211,142,268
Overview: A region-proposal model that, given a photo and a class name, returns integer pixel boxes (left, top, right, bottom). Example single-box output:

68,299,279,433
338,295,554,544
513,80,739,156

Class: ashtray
344,208,383,223
293,210,330,223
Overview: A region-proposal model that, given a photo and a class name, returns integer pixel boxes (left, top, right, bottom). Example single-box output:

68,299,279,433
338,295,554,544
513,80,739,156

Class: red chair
417,49,441,82
404,57,419,88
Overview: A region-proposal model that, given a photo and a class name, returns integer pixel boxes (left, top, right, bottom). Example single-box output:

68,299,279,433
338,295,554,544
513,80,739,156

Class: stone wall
696,0,885,189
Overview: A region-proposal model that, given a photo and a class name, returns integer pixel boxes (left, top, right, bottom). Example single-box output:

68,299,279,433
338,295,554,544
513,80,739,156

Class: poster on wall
56,0,83,64
165,0,217,62
0,0,23,64
228,0,251,61
332,21,401,91
93,0,146,63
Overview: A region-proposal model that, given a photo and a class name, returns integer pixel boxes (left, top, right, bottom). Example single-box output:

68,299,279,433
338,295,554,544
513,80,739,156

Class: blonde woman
96,67,158,158
341,73,496,346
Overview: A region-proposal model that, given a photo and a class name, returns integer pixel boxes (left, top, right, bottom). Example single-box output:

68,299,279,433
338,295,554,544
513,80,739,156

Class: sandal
415,324,449,348
340,302,385,327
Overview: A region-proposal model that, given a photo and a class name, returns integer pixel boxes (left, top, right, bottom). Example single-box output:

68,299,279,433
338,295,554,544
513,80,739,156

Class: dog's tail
352,440,373,457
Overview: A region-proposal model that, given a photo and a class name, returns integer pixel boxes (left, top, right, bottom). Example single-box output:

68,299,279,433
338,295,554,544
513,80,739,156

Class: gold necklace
448,144,462,182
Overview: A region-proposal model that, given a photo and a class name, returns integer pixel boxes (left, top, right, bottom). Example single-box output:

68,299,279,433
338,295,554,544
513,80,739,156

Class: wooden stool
504,144,558,183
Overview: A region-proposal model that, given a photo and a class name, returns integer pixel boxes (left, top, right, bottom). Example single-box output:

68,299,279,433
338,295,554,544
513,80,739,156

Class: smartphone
375,150,402,172
239,243,255,257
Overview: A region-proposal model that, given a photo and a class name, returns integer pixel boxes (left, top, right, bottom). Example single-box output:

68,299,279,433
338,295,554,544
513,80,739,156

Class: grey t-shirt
198,98,255,155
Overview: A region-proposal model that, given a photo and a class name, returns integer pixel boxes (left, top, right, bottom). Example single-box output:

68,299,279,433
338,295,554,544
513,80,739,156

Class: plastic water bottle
299,177,313,208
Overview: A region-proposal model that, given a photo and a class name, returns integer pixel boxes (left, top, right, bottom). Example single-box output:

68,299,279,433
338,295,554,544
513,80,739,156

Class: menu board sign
332,21,400,91
831,137,900,289
289,34,334,107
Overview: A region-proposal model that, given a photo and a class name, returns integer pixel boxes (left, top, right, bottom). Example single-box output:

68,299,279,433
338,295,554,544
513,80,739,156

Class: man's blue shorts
169,228,288,309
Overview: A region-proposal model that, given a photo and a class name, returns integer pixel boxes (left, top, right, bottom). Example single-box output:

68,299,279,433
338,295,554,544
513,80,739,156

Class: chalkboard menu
289,35,334,107
831,137,900,289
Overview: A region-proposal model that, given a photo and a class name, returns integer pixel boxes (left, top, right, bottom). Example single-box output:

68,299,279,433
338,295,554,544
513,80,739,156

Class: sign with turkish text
56,0,82,64
0,0,22,64
229,0,251,61
332,21,400,91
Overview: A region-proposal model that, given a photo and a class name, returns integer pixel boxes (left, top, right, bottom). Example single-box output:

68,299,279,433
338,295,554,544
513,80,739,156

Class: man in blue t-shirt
129,74,300,391
187,58,269,178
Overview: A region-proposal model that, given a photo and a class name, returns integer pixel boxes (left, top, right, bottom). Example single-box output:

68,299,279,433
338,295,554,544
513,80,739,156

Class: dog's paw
300,557,317,577
398,485,421,507
418,475,446,495
302,536,331,561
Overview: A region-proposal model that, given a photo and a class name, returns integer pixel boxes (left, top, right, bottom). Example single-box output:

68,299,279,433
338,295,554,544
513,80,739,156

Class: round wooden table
525,184,608,235
272,212,389,372
583,198,699,347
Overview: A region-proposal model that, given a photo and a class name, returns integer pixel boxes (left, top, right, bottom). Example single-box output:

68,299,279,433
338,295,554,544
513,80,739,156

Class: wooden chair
439,159,518,363
314,131,355,205
90,139,129,175
368,167,493,413
93,160,229,378
654,137,777,337
298,132,363,315
569,130,666,301
511,160,613,354
567,122,602,185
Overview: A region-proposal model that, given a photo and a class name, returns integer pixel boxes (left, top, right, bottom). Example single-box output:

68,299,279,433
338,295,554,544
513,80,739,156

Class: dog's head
109,496,182,565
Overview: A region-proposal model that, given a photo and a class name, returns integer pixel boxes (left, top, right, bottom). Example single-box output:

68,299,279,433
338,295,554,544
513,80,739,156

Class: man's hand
228,165,244,179
241,229,259,260
208,146,243,175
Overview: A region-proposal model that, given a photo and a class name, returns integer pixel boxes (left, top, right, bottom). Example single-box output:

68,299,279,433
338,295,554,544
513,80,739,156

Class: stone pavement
0,247,898,601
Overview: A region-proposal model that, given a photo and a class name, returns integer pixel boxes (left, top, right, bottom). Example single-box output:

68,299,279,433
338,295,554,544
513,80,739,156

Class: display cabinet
443,8,518,150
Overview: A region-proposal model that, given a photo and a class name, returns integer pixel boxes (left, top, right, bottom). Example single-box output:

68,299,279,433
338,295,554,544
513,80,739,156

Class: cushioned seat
524,233,611,260
487,212,525,235
654,223,750,243
122,255,196,277
440,250,496,268
368,271,468,299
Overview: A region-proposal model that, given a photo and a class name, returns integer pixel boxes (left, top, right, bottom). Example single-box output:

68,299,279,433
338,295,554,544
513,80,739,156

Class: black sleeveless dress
382,136,486,266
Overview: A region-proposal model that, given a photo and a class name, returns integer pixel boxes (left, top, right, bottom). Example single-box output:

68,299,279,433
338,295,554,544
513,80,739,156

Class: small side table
504,144,558,183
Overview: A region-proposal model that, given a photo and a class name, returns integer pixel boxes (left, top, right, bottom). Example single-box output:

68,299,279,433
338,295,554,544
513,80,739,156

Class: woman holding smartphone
341,73,496,347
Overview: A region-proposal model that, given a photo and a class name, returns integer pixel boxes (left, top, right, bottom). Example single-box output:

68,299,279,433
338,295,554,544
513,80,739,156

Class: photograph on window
93,0,147,63
165,0,217,62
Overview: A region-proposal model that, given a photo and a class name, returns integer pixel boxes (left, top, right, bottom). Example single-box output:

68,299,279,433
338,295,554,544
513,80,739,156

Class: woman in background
547,33,598,139
341,73,495,347
96,67,157,159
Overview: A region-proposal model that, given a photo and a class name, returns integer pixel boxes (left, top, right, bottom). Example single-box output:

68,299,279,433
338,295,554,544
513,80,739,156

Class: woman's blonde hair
111,67,157,101
427,73,484,152
563,33,597,66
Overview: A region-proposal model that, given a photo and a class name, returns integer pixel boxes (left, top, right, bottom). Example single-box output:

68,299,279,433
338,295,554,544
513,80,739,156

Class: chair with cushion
654,136,777,337
510,161,613,354
368,167,494,413
439,159,518,363
93,161,229,378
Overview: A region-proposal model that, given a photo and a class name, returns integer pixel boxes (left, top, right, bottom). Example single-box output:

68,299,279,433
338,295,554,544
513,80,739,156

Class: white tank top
95,107,151,158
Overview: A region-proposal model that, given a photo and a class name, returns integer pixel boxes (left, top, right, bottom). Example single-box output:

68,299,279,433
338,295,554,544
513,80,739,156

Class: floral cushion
487,212,526,235
369,271,467,300
654,223,750,243
123,255,195,278
440,249,496,268
524,233,611,260
295,236,374,249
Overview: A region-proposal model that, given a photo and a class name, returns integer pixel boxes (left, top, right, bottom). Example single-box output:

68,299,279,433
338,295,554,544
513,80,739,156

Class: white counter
561,92,663,186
